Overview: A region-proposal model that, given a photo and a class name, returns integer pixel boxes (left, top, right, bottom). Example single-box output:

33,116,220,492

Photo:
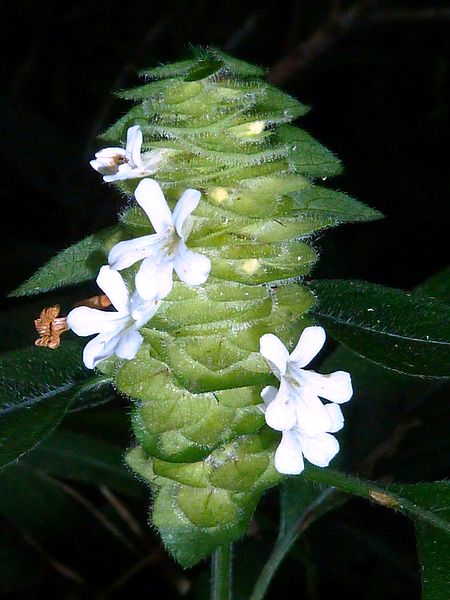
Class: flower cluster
260,326,352,475
65,125,352,476
67,127,211,368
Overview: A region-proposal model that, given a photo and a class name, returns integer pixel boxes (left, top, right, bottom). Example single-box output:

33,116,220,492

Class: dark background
1,1,449,598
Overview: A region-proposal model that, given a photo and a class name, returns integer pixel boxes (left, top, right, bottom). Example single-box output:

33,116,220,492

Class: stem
250,467,450,600
210,544,233,600
303,467,450,533
250,488,341,600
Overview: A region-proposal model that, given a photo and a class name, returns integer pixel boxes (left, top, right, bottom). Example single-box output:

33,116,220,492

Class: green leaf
302,467,450,535
251,466,450,600
416,266,450,304
9,226,123,297
388,482,450,600
0,341,110,468
320,266,450,471
26,430,144,498
311,279,450,378
293,186,382,226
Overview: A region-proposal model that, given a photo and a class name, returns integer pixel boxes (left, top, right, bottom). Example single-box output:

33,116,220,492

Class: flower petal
260,385,278,408
172,188,201,238
135,254,174,301
126,125,144,169
325,403,344,433
300,432,339,468
173,242,211,287
67,306,125,337
295,391,333,437
300,370,353,404
96,266,130,313
141,149,167,172
90,159,111,175
289,326,326,368
259,333,289,378
108,234,162,271
82,330,121,369
130,293,159,328
114,327,143,360
274,430,304,475
264,379,297,431
103,164,140,182
95,147,126,159
134,179,172,234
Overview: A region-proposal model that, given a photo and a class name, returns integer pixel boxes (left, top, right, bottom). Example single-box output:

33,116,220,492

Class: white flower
259,326,353,475
67,266,158,369
108,178,211,301
259,326,352,437
90,125,165,182
261,385,343,475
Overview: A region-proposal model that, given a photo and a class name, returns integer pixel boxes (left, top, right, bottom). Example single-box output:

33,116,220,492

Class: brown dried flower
75,294,111,309
34,305,69,350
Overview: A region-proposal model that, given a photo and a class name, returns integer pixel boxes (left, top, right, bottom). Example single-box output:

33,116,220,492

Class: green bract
13,48,381,566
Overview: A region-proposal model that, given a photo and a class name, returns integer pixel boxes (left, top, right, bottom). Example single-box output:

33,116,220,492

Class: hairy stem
211,544,233,600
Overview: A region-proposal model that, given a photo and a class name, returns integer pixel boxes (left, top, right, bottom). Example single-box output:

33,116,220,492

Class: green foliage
311,279,450,378
249,479,345,600
89,48,382,566
390,483,450,600
127,429,281,567
9,227,124,297
0,341,111,468
7,48,383,569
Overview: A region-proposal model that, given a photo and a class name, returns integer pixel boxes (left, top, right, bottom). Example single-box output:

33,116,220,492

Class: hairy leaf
10,226,124,297
0,341,111,468
388,482,450,600
311,279,450,377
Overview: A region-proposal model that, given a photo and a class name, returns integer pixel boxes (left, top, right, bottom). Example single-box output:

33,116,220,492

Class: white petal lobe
96,266,129,313
300,432,339,468
289,326,326,368
134,179,172,233
275,430,304,475
259,333,289,378
264,380,297,431
172,188,201,237
114,328,144,360
67,306,125,337
174,243,211,286
135,254,174,301
108,235,160,271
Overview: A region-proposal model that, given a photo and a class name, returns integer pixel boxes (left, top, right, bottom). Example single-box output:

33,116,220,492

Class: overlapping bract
88,48,379,566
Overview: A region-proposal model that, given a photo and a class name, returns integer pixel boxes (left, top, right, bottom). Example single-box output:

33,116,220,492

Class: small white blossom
67,266,158,369
259,326,353,475
261,386,343,474
108,178,211,301
90,125,165,182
